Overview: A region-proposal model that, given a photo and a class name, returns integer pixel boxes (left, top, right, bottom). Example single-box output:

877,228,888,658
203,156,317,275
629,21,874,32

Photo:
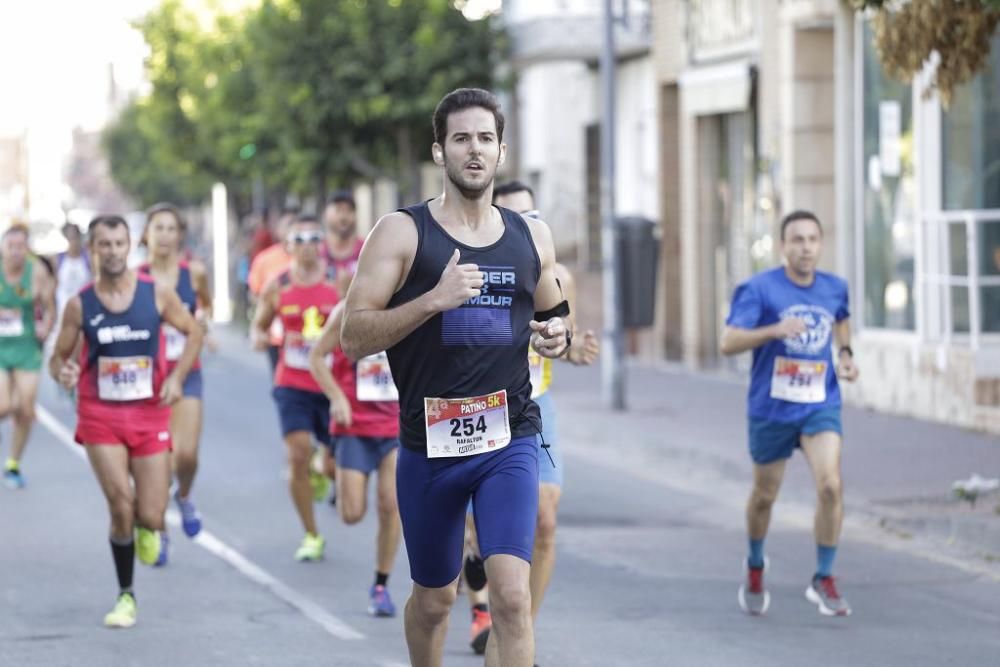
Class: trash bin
616,216,659,328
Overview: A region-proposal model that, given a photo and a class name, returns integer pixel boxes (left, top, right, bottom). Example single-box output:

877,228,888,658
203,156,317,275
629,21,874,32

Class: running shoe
3,460,24,489
294,533,325,562
103,593,137,628
368,584,397,617
469,608,492,655
135,527,162,566
806,575,851,616
174,491,202,537
738,557,770,616
3,468,24,489
153,532,169,567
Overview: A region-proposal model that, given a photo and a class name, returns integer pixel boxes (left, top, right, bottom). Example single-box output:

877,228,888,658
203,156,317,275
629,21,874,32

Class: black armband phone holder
534,300,570,322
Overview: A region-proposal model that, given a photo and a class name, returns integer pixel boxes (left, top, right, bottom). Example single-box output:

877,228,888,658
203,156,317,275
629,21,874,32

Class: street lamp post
601,0,625,411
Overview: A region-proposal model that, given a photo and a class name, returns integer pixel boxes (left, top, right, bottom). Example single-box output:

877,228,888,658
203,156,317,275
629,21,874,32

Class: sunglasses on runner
290,231,323,244
521,209,541,219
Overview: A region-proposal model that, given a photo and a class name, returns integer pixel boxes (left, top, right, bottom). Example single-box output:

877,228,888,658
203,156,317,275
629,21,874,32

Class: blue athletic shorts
271,386,331,445
397,436,539,589
333,435,398,474
748,408,842,465
534,391,562,487
182,368,203,399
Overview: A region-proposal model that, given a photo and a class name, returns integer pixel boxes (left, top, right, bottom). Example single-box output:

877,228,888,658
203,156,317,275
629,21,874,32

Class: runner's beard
445,159,496,201
100,258,128,279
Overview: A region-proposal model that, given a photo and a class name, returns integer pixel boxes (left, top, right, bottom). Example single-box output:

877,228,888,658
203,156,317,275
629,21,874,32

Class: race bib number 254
424,390,511,459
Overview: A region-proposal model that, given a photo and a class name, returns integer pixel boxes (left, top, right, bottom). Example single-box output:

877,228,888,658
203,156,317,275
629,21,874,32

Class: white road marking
36,404,366,641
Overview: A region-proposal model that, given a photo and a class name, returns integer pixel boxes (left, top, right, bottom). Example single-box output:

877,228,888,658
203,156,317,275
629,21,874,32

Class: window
942,35,1000,335
860,22,916,330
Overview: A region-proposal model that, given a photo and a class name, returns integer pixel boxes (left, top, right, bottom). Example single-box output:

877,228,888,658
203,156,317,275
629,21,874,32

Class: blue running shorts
397,436,539,589
181,368,203,399
748,408,842,465
534,391,562,487
271,386,331,446
333,435,398,474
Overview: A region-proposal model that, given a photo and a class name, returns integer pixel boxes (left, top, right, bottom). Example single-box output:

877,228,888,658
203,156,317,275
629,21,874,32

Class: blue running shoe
174,492,202,537
3,467,25,489
154,532,169,567
368,585,396,617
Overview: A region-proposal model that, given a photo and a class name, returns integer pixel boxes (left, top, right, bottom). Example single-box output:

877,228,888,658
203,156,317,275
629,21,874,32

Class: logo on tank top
465,269,515,308
779,304,833,356
442,265,516,346
96,325,152,345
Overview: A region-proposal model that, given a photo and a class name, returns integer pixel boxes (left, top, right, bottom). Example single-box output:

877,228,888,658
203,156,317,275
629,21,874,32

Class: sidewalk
550,358,1000,569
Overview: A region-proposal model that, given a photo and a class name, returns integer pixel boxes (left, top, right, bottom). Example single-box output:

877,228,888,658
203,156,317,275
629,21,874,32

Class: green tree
245,0,504,203
105,0,506,208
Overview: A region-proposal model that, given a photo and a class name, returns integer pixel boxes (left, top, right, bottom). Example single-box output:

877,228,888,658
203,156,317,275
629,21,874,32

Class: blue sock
816,544,837,579
748,538,765,568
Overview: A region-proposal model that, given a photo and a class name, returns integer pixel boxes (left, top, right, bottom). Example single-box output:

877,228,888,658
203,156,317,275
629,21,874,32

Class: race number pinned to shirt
770,356,827,404
163,324,186,361
283,330,330,370
424,390,511,459
357,352,398,402
0,308,24,337
98,356,154,401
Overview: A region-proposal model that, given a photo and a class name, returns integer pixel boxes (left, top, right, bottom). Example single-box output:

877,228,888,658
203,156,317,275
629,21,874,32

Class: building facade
652,0,1000,433
502,0,659,261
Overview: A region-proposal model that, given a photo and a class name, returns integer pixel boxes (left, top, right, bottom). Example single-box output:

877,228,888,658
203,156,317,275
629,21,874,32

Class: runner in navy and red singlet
340,88,571,667
309,300,401,617
138,203,213,563
49,215,203,629
252,214,339,562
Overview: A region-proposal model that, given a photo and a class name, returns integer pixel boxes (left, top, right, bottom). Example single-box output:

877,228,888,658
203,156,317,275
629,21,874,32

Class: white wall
516,61,595,252
505,0,602,22
615,56,660,221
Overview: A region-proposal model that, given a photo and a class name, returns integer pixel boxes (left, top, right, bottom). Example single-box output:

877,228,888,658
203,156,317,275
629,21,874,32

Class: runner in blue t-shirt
721,210,859,618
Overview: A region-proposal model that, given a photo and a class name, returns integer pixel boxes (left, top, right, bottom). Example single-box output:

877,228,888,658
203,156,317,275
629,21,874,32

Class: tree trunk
396,125,422,207
315,167,327,212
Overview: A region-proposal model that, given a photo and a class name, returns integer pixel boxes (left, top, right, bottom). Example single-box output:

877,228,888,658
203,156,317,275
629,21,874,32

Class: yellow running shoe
135,527,162,566
103,593,137,628
294,533,325,562
309,450,330,502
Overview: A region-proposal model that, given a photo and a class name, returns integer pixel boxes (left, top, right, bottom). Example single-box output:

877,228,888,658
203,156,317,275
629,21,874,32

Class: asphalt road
2,329,998,666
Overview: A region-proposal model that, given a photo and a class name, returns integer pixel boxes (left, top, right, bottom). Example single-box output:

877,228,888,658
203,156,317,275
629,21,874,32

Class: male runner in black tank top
341,88,570,667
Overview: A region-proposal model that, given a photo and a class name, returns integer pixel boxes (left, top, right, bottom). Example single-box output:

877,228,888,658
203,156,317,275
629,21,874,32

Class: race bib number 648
424,390,511,458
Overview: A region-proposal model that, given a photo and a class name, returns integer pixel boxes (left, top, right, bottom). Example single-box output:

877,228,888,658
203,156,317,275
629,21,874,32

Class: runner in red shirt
322,191,364,298
252,214,339,562
309,301,401,617
49,215,203,629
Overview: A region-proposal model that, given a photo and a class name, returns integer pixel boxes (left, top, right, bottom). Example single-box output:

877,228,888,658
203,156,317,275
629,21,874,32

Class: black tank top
387,201,542,452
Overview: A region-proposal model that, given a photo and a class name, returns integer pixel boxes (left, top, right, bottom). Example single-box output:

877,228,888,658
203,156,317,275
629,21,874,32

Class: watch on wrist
838,345,853,358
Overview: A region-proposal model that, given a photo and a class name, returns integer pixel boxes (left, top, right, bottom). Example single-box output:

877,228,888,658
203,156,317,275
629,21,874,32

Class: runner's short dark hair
326,191,356,211
433,88,505,146
780,210,822,240
294,214,321,225
88,215,130,239
492,180,534,203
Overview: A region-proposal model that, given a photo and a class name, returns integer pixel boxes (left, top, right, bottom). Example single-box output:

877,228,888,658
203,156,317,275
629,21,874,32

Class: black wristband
534,300,570,322
838,345,853,357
